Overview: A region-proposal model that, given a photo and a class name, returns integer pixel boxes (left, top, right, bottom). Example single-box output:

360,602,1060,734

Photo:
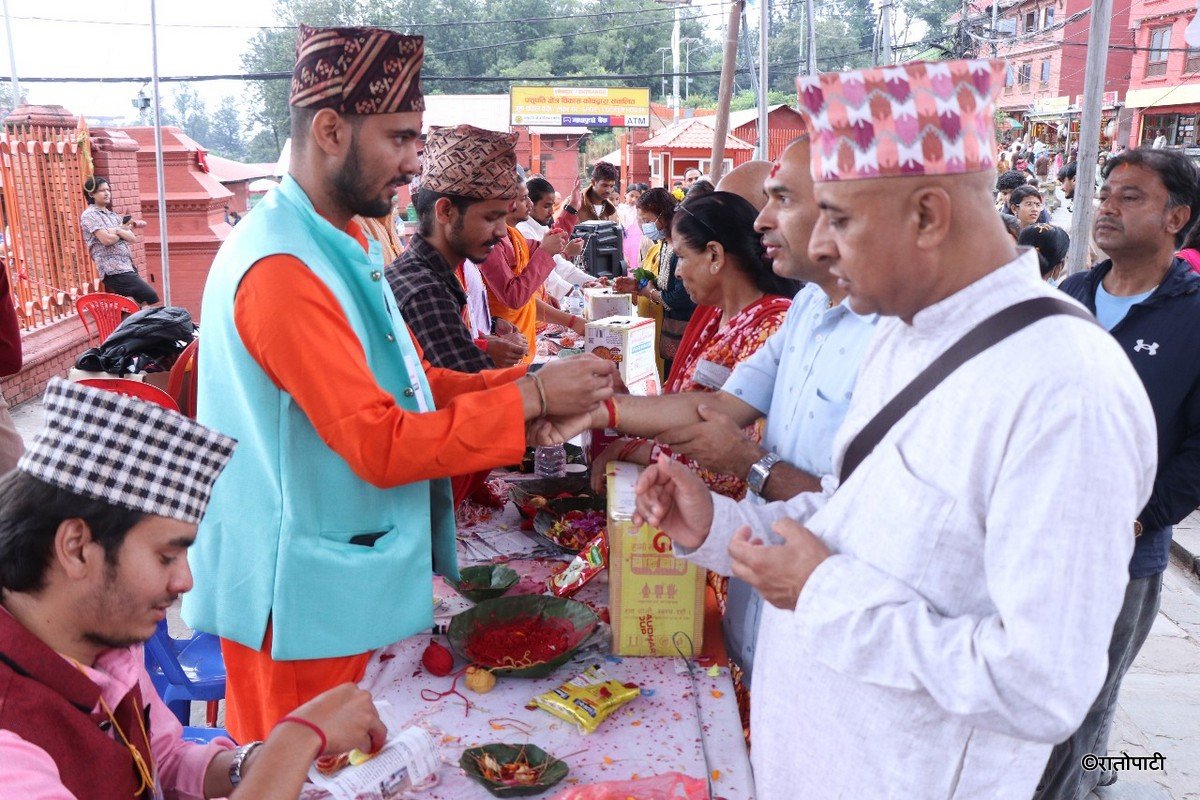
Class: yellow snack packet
529,665,640,734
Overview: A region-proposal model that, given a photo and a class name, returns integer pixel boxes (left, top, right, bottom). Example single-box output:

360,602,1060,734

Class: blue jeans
1033,573,1162,800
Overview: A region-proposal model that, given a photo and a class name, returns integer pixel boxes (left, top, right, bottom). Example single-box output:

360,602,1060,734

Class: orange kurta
220,222,527,741
480,227,556,363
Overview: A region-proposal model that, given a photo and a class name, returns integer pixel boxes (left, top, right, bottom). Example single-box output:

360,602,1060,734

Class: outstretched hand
632,455,713,550
535,354,617,416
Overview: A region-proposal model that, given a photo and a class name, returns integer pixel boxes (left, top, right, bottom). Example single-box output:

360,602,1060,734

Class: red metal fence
0,119,99,332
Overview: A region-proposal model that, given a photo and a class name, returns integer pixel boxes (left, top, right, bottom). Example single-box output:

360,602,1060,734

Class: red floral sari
664,294,791,500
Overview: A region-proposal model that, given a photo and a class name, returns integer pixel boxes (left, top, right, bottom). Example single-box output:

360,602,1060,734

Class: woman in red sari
592,191,800,496
593,192,798,741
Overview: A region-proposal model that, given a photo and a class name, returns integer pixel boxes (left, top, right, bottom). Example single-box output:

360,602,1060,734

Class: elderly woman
596,191,799,497
79,177,159,306
614,187,697,377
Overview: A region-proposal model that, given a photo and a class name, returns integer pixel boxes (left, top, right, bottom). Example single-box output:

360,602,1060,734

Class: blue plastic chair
144,620,226,726
182,726,233,745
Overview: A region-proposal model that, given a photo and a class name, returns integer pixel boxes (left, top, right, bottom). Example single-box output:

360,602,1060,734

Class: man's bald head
716,160,773,211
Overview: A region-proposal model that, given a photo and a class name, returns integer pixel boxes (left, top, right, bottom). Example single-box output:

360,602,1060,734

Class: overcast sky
1,0,279,120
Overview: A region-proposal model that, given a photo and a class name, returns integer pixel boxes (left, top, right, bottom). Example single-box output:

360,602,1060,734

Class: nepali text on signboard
510,87,652,128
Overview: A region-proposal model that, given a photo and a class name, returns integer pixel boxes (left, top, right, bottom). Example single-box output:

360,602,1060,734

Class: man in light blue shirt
571,137,877,681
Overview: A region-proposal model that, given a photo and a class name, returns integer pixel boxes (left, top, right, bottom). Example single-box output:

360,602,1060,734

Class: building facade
990,0,1134,149
1124,0,1200,149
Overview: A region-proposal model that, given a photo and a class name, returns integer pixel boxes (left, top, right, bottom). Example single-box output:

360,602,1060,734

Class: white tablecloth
360,495,755,798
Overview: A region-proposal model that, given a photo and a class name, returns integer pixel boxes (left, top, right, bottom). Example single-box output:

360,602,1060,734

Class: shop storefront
1125,84,1200,149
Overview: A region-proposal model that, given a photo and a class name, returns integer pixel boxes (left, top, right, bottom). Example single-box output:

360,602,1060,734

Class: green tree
0,84,28,118
207,97,247,160
162,83,211,146
242,0,719,138
245,128,283,164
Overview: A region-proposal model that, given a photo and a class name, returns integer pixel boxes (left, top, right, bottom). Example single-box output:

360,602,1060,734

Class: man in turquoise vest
184,23,616,742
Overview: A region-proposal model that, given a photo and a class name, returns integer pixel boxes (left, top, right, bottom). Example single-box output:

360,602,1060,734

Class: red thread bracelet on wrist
276,716,327,756
603,398,618,429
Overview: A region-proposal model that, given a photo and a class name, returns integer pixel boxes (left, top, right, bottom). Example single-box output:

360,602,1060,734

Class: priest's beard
332,142,407,219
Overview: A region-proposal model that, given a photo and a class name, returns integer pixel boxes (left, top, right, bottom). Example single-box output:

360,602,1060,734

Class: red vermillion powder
466,617,576,669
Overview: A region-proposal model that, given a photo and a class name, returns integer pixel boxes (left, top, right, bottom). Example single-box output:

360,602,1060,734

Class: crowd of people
2,28,1198,800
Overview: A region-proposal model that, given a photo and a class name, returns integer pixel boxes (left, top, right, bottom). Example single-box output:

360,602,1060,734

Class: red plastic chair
76,292,139,348
75,378,180,412
166,338,199,419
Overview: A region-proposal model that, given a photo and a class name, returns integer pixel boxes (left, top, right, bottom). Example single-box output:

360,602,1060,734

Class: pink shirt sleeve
0,731,78,800
139,664,237,800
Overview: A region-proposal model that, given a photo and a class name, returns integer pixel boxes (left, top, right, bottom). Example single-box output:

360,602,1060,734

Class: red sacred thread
420,667,475,717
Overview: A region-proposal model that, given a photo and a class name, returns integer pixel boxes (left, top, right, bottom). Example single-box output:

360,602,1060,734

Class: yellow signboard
510,86,651,128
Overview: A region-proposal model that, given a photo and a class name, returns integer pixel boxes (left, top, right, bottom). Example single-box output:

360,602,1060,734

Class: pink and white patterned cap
795,59,1004,182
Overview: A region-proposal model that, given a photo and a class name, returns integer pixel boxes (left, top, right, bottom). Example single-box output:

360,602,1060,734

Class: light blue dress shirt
717,283,878,680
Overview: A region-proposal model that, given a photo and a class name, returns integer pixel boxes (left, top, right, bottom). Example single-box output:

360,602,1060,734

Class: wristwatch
746,452,782,498
229,741,263,788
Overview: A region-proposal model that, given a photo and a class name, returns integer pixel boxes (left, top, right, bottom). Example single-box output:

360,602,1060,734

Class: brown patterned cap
291,24,425,115
419,124,522,200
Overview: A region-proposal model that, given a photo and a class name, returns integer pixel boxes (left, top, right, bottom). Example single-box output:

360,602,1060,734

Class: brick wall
1,316,87,406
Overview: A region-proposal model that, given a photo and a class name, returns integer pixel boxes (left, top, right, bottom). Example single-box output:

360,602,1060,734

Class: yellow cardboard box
606,461,705,657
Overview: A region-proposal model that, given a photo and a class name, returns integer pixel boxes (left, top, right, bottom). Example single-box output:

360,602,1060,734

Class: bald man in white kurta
681,250,1156,798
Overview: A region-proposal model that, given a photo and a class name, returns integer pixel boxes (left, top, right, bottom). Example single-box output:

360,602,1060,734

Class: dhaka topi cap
795,58,1004,182
419,124,522,200
291,23,425,115
18,378,237,525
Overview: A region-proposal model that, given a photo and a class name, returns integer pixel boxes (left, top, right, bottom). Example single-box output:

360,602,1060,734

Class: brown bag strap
838,297,1095,487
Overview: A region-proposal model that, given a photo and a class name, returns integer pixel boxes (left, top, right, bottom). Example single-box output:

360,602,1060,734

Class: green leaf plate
459,743,569,797
445,565,520,603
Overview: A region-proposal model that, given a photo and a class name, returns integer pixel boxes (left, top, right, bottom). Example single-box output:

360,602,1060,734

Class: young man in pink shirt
0,379,385,799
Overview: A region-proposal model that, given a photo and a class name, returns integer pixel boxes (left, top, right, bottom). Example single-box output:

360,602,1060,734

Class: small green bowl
459,743,569,797
445,565,519,603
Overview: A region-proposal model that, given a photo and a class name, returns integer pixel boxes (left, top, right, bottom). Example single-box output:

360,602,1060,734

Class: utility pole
960,0,971,58
805,0,817,75
1066,0,1113,276
711,0,743,184
672,3,682,123
740,3,762,104
758,0,769,161
150,0,171,305
990,0,1000,58
2,0,19,108
657,47,671,101
880,0,893,65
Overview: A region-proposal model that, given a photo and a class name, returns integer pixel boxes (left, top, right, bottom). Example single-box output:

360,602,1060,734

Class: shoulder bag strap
838,296,1095,486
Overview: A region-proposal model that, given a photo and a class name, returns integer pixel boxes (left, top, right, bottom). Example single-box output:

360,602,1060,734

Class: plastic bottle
534,443,568,478
563,285,586,318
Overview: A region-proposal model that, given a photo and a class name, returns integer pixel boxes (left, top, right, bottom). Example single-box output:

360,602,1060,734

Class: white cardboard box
585,315,657,387
583,287,634,321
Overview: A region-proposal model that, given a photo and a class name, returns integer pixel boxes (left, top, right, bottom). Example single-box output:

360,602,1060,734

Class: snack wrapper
529,665,639,734
547,533,608,598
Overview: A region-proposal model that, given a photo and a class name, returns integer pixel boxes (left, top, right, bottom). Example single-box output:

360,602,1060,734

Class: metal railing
0,119,99,332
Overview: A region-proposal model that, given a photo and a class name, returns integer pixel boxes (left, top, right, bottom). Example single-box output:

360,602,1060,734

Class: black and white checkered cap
18,378,237,524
